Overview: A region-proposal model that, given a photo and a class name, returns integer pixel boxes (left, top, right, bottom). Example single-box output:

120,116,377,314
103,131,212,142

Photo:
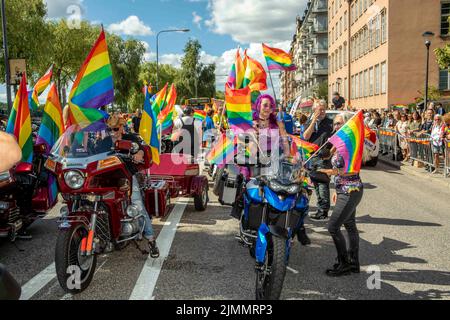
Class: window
359,71,363,98
344,11,347,30
344,77,348,99
439,69,450,90
351,76,355,99
359,0,363,17
364,70,369,97
369,19,375,50
351,4,355,24
339,46,343,69
441,1,450,35
375,64,380,94
335,50,338,71
355,74,359,99
344,42,347,66
376,14,381,47
381,62,387,94
332,27,335,44
381,10,387,43
369,67,374,96
340,17,343,35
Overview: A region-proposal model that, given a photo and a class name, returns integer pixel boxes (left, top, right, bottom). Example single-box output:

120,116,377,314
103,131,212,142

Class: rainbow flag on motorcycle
36,83,64,154
68,29,113,129
225,84,254,133
328,111,365,174
28,65,53,111
288,135,319,160
140,87,160,165
6,73,33,163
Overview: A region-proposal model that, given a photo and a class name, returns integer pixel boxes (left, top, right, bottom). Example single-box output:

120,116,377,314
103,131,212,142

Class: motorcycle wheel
55,224,97,294
194,185,208,211
255,235,287,301
212,167,224,196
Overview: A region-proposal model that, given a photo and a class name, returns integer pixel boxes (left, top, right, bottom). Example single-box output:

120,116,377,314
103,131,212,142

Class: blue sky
1,0,308,102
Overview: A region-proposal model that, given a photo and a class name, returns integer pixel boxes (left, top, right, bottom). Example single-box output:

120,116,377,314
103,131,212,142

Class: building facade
281,0,329,105
329,0,450,110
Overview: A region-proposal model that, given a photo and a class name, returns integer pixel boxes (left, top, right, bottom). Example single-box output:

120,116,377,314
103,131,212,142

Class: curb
378,157,450,192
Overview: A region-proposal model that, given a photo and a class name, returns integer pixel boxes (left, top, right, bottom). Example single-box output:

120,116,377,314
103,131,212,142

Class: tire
365,156,378,167
213,167,225,196
255,236,287,300
249,246,256,259
194,185,208,211
55,224,97,294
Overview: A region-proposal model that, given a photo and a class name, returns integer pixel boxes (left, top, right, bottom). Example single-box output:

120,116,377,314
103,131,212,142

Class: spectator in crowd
428,102,436,112
277,105,295,135
387,113,396,129
395,113,409,161
436,103,446,116
296,113,309,139
332,92,346,110
408,111,422,135
430,115,446,174
419,109,435,135
132,109,142,133
444,113,450,140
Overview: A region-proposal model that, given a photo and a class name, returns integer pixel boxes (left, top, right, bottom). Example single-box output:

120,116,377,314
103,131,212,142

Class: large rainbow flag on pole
262,43,297,71
68,29,113,127
157,83,176,135
227,49,246,89
6,73,33,163
140,87,160,165
328,111,365,174
225,84,253,133
151,83,168,117
36,83,65,153
242,51,268,92
29,65,53,111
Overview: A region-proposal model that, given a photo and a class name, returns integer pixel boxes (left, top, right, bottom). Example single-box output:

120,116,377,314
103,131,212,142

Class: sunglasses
334,122,343,126
112,127,121,132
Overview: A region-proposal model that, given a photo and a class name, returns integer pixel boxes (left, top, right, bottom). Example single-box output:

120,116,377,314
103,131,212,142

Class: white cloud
160,54,184,68
192,11,203,29
108,16,153,36
44,0,84,19
206,0,307,44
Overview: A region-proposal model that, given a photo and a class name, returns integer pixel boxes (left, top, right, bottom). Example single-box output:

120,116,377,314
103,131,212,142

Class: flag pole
268,70,278,108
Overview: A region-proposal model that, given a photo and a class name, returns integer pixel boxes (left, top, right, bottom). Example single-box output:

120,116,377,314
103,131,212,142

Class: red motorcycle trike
149,153,209,211
0,144,57,241
46,125,168,293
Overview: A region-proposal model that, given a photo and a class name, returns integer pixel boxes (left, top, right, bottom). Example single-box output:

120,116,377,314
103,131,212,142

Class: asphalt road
1,162,449,300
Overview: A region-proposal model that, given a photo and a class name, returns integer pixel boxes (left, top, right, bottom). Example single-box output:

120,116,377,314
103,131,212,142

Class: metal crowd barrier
376,128,398,161
406,134,434,171
445,139,450,178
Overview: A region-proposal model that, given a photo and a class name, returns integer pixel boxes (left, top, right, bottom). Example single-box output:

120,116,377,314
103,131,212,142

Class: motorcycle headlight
0,201,10,210
64,171,85,190
0,171,11,181
269,180,284,193
126,205,140,218
285,184,300,195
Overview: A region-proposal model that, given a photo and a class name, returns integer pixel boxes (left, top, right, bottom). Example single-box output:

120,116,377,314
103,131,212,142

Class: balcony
312,24,327,34
312,47,328,55
313,68,328,76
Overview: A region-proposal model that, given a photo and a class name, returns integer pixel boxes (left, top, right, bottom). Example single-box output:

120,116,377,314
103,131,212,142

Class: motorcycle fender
269,225,289,239
255,224,270,264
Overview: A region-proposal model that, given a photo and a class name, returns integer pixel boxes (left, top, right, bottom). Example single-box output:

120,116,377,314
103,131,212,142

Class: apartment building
328,0,450,110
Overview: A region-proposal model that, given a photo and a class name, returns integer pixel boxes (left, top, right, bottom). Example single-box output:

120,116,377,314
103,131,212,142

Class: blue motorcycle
233,136,310,300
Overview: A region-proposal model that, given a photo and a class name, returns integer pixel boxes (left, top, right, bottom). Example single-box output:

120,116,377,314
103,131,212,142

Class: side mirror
0,264,21,300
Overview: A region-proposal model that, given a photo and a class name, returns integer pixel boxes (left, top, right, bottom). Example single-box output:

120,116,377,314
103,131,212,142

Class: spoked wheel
255,235,287,300
55,224,97,294
194,185,209,211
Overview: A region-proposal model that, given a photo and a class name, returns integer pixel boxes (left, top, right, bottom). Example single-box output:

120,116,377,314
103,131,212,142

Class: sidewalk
378,155,450,192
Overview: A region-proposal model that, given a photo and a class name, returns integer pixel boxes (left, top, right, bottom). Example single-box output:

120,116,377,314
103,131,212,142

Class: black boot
310,210,329,221
326,255,351,277
297,227,311,246
348,250,360,273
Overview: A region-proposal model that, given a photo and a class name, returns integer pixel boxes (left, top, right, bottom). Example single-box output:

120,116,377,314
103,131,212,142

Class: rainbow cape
6,73,33,163
225,84,253,133
262,43,297,71
242,52,267,92
140,87,160,165
36,83,64,154
328,111,365,173
288,135,319,160
29,65,53,111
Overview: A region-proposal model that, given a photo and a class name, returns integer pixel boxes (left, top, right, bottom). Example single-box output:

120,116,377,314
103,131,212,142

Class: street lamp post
156,29,190,91
423,31,435,111
1,0,12,112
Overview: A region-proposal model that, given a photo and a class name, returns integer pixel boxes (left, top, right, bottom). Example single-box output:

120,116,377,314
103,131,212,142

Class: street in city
1,162,449,300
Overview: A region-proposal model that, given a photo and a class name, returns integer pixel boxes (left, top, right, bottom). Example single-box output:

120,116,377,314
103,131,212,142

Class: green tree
313,80,329,101
177,39,216,102
0,0,50,82
108,35,146,111
139,62,179,92
215,91,225,100
47,20,99,105
415,86,442,104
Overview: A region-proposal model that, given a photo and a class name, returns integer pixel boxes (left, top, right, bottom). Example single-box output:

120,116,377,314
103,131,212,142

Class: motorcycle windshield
51,124,114,159
267,136,303,184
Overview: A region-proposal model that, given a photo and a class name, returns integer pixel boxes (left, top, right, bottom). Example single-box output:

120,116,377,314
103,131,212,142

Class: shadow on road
356,215,442,227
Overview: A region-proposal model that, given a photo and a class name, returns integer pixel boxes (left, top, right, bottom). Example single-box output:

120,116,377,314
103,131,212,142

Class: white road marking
129,199,188,300
20,263,56,300
287,266,300,274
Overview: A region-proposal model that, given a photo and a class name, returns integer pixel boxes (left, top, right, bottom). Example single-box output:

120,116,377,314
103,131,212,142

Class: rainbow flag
206,133,236,165
262,43,297,71
328,111,365,174
225,84,253,133
227,49,246,89
194,110,206,121
29,65,53,111
36,83,64,154
6,73,33,163
140,86,160,165
69,30,114,110
242,52,267,92
152,83,168,117
158,84,176,135
67,105,109,129
289,135,319,160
